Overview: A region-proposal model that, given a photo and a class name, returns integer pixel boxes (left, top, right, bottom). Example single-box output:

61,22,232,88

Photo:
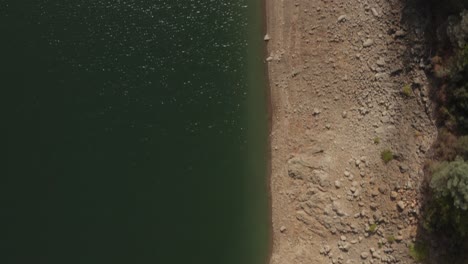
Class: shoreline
261,0,273,263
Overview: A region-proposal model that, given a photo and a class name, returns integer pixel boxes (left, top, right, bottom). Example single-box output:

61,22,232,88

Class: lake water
3,1,269,263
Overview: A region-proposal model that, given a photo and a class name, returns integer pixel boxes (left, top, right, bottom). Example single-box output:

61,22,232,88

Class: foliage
431,159,468,210
381,149,394,164
401,84,413,97
402,84,413,97
387,235,395,244
368,223,378,233
456,136,468,159
409,242,428,262
433,128,459,160
444,45,468,131
425,159,468,237
373,137,380,144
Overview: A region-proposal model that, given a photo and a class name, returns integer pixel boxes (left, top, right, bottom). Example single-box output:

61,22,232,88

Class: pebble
337,15,347,22
395,30,406,38
376,58,385,66
264,34,271,41
335,180,342,189
338,241,350,252
363,39,374,47
371,8,379,17
280,226,287,233
397,201,406,211
399,164,409,173
390,191,398,200
361,252,369,259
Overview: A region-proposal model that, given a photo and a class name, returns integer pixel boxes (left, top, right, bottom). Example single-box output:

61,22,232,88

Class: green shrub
426,159,468,237
431,159,468,210
445,45,468,131
456,136,468,159
387,235,396,244
369,223,378,233
381,149,394,164
409,242,428,262
373,137,380,144
402,84,412,97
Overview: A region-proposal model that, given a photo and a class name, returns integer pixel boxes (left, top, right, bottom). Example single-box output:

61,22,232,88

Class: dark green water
2,1,269,263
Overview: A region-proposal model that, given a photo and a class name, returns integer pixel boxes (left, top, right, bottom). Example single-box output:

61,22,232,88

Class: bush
456,136,468,159
433,128,459,161
445,45,468,131
409,242,428,262
431,159,468,210
402,84,412,97
373,137,380,144
381,149,394,164
426,159,468,237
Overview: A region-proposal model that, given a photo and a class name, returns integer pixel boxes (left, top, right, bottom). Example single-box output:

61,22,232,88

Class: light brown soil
265,0,437,263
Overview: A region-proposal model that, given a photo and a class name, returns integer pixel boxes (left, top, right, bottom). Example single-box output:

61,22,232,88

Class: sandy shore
265,0,437,263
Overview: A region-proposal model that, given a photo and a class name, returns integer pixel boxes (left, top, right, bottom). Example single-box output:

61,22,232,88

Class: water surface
3,1,269,263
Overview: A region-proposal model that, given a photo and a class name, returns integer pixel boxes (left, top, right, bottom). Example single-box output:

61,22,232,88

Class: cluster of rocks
267,0,438,263
284,145,424,263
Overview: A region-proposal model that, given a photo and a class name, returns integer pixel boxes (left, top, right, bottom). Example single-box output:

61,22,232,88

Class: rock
371,8,379,17
340,235,347,241
342,111,347,118
280,226,287,233
399,164,409,173
390,191,398,200
264,34,271,41
363,39,374,47
313,108,321,115
378,186,387,194
337,15,347,23
397,201,406,211
320,245,332,255
376,58,385,66
394,30,406,38
266,56,273,62
395,235,403,242
338,241,350,252
335,180,342,189
361,252,369,259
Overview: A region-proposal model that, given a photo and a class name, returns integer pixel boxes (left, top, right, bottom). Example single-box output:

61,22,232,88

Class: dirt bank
265,0,437,263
